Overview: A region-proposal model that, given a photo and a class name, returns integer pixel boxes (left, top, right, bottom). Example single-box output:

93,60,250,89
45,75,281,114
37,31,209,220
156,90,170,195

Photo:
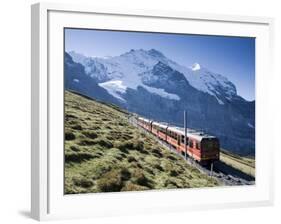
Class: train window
181,135,184,143
196,142,200,149
189,140,193,148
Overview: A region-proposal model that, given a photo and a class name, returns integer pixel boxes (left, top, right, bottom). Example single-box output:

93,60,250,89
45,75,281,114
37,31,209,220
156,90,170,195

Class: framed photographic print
31,2,274,221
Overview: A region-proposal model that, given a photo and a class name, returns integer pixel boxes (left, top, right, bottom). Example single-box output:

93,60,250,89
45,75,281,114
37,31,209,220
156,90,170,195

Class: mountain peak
68,51,88,64
122,48,166,59
68,49,238,102
147,49,165,58
190,63,201,71
121,48,145,56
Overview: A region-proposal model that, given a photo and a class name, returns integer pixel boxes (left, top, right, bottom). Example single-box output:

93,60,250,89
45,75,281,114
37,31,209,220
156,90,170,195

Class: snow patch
247,123,254,128
190,63,201,71
99,80,127,102
143,85,180,101
225,96,232,101
99,79,180,102
214,96,224,105
217,98,224,105
212,94,224,105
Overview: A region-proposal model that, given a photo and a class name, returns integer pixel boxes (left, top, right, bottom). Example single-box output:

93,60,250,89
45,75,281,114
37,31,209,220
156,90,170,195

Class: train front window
202,139,219,151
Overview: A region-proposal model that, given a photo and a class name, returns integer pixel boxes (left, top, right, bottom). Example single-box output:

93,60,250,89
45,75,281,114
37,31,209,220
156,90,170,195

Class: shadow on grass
214,161,255,181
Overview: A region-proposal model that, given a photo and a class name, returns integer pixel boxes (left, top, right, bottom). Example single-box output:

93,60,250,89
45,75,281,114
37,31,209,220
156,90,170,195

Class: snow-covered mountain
69,49,237,105
65,50,255,156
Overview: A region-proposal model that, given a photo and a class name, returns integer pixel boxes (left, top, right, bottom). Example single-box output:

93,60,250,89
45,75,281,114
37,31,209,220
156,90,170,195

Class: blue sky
65,28,255,101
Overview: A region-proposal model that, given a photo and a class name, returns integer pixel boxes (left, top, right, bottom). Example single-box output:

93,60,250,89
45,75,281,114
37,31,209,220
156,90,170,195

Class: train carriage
136,116,220,164
137,117,152,132
166,126,220,164
151,122,169,141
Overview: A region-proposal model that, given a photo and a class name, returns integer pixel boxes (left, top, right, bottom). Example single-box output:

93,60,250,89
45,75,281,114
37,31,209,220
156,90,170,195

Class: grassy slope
220,149,255,177
64,91,219,194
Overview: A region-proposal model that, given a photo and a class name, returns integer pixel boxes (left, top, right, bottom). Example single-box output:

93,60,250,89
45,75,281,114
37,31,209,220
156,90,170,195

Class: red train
137,116,220,164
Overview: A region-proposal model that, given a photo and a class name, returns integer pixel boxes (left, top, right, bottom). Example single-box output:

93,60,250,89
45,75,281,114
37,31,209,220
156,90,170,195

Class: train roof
152,121,169,129
137,116,216,141
137,117,151,123
167,126,217,141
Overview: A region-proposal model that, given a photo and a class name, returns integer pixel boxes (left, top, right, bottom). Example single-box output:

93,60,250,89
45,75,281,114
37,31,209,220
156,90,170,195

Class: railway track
128,116,255,186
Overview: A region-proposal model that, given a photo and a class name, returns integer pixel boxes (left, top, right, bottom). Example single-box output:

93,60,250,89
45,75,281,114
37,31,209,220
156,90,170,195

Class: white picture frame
31,2,274,221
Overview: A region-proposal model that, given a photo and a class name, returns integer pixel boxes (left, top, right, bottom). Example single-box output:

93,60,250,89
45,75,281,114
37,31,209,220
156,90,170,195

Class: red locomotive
137,116,220,164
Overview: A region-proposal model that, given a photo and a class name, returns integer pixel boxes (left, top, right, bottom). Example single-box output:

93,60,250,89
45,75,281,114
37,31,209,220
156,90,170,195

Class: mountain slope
66,50,255,156
65,52,122,105
64,91,219,194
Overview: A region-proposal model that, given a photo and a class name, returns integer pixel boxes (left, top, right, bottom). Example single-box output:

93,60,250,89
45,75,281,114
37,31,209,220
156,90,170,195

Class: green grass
220,149,255,177
64,91,219,194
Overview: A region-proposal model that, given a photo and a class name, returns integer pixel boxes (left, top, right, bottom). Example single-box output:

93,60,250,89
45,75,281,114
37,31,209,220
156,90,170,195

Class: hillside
64,91,219,194
220,150,255,177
